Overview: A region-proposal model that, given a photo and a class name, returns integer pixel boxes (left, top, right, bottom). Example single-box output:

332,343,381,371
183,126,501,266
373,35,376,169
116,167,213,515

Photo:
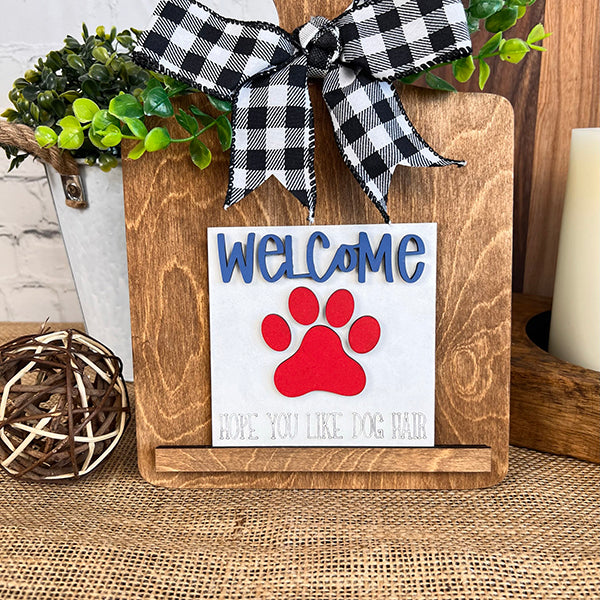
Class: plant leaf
34,126,58,148
190,137,212,169
72,98,100,122
452,56,475,83
1,108,19,121
8,154,28,172
88,63,111,82
144,127,171,151
100,124,123,146
140,77,161,101
478,59,491,90
207,95,232,113
81,79,100,99
92,109,120,135
97,153,119,172
58,126,85,150
66,54,86,72
22,86,39,102
175,109,199,135
165,81,192,97
109,93,144,119
399,72,422,85
123,117,148,139
92,46,110,64
57,115,82,130
128,140,146,160
485,7,519,33
216,115,233,151
478,32,503,58
500,38,530,63
527,23,551,44
189,105,216,126
88,130,108,150
60,90,80,103
143,86,174,117
424,71,457,92
468,0,503,20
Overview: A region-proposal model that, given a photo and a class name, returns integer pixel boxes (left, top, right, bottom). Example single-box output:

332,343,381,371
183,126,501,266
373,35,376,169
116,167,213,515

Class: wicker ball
0,329,130,481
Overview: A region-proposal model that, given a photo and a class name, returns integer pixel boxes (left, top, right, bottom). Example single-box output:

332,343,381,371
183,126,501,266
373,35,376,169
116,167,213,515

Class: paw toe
262,314,291,351
288,287,319,325
349,316,380,354
326,289,354,327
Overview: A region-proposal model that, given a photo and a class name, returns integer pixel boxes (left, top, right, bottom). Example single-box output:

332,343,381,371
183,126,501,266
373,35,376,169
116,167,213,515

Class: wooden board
510,294,600,463
155,447,492,473
122,0,513,489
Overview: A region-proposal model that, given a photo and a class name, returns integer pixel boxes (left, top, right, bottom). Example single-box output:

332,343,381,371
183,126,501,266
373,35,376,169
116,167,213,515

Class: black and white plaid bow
133,0,472,221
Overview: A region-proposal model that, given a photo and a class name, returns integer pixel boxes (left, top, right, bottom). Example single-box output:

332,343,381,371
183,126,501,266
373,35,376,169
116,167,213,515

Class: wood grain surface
122,0,514,489
156,446,492,473
510,294,600,463
522,0,600,297
424,1,600,296
418,1,545,293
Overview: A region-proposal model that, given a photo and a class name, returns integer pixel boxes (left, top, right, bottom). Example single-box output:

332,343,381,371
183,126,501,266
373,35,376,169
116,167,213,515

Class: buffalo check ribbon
133,0,472,221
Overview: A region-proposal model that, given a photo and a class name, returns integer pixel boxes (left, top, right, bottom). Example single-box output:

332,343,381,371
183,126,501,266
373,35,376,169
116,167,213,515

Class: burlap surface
1,323,599,599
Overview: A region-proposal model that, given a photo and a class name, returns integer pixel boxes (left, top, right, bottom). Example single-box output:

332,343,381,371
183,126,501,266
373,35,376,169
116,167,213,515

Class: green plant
2,24,231,172
35,77,232,171
402,0,551,91
2,25,150,171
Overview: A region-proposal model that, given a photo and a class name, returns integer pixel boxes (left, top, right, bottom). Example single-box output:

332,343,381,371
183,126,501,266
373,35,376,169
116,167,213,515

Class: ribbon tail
323,66,465,221
225,55,316,221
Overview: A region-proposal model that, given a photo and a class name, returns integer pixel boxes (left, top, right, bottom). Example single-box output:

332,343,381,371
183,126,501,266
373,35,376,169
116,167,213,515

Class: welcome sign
207,223,437,447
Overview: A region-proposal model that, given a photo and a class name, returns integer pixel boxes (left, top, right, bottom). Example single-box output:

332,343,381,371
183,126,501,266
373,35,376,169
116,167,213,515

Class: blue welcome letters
217,231,427,284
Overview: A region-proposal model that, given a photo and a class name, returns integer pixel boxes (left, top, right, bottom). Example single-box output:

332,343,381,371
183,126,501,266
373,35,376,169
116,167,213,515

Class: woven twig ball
0,329,130,481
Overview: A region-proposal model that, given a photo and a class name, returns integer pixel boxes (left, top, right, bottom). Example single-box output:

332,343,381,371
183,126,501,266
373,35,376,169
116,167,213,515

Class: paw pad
261,287,380,397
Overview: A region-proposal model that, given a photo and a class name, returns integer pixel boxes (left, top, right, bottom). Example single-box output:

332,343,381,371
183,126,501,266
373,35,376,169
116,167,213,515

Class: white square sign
207,223,437,447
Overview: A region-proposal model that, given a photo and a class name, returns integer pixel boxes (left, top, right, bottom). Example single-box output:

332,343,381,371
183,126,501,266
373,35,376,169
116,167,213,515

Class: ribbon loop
133,0,472,221
133,0,297,101
336,0,472,80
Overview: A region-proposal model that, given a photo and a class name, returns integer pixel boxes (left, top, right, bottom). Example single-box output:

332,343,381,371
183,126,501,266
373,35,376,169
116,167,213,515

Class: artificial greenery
2,25,231,172
2,26,148,171
401,0,551,91
3,2,549,173
34,78,232,171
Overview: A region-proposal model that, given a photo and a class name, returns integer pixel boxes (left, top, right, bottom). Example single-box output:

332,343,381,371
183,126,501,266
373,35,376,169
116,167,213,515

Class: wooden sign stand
123,0,514,490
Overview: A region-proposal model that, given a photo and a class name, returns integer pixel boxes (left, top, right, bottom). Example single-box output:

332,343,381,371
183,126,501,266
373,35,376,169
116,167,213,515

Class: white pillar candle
548,128,600,371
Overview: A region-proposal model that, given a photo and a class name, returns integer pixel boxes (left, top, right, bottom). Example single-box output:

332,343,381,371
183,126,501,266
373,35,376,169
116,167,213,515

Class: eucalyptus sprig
403,0,551,91
35,78,232,172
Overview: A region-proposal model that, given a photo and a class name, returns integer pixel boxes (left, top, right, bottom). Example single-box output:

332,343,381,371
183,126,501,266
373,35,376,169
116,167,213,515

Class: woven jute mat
1,323,599,599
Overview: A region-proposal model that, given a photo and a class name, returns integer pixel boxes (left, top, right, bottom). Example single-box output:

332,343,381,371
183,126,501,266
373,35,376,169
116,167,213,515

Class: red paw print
261,287,380,397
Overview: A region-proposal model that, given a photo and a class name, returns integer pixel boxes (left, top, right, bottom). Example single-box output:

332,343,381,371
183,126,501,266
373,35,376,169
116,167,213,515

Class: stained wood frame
122,0,514,489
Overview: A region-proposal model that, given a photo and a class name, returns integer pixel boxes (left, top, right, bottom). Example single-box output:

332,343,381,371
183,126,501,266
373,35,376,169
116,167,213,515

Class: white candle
548,128,600,371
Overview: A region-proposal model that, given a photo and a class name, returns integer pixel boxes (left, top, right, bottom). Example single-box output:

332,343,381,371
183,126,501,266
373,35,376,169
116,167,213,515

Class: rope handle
0,120,79,175
0,120,87,208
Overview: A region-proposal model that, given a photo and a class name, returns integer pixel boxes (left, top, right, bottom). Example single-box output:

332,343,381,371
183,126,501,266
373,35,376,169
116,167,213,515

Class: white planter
45,162,134,381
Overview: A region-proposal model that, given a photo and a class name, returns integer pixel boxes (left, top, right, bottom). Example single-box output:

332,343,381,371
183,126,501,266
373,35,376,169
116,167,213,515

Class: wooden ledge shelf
155,446,492,474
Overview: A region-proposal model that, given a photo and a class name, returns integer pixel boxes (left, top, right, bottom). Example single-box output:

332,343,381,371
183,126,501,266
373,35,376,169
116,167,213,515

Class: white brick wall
0,0,277,322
